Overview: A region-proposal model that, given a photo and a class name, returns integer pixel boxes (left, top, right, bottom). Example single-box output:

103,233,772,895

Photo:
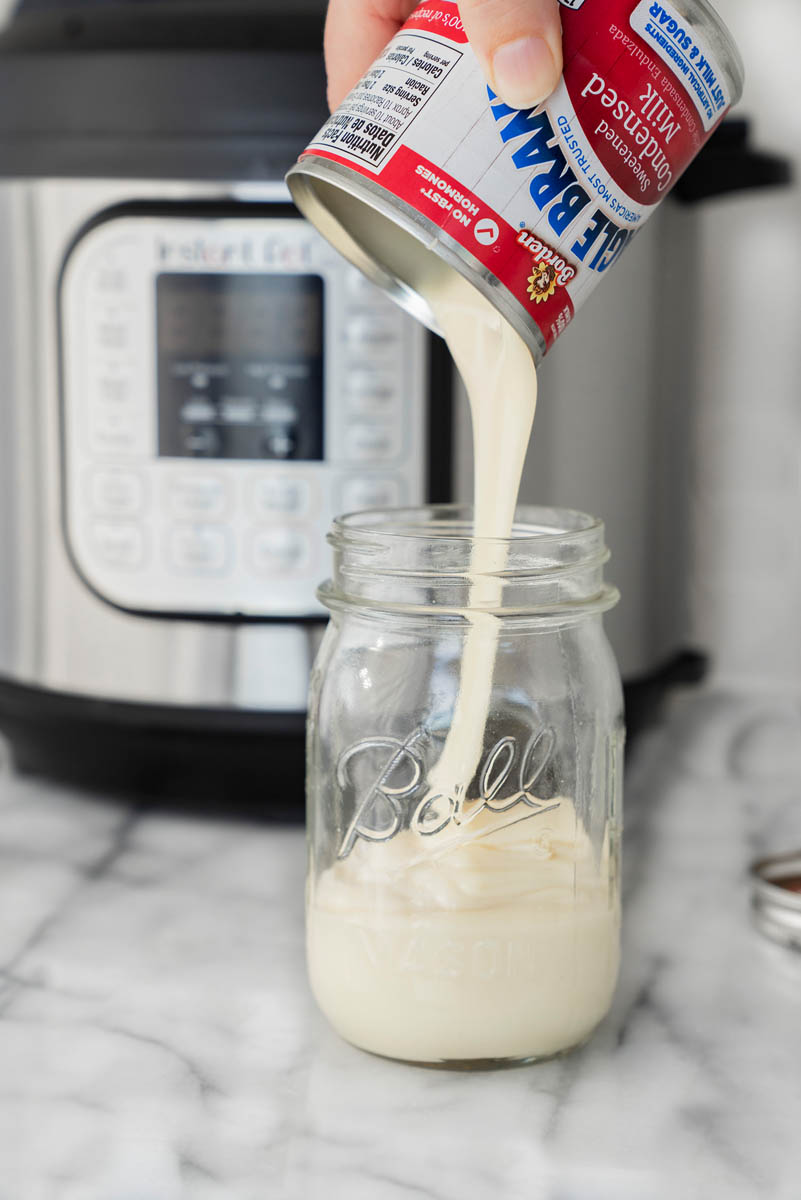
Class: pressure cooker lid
0,0,329,179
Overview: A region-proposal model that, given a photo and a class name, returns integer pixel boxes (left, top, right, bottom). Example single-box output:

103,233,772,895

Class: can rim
687,0,746,99
287,155,547,364
751,851,801,913
750,850,801,952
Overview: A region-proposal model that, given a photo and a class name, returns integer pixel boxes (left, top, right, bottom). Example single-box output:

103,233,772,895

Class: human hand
324,0,563,113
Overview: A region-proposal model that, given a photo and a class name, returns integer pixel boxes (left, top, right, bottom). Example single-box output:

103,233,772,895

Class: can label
300,0,734,350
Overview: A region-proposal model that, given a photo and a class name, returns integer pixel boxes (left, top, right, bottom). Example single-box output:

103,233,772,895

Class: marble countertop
1,691,800,1200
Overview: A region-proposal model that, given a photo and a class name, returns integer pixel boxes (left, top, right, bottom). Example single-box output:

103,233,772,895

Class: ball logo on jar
335,723,559,859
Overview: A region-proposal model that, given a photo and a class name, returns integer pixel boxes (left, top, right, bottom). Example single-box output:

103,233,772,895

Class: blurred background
0,0,796,811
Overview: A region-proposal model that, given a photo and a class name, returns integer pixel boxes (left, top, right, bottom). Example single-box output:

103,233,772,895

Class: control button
249,527,310,575
96,321,128,351
220,397,257,425
251,476,312,519
94,370,131,405
262,399,297,425
345,422,400,462
90,408,137,453
340,477,403,512
181,399,217,424
91,521,145,570
89,470,145,517
348,370,394,401
345,317,398,350
184,427,222,457
92,267,128,294
168,475,228,519
169,525,230,574
347,370,395,414
263,429,297,460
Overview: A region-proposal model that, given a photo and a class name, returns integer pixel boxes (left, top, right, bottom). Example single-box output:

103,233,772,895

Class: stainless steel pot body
0,176,430,714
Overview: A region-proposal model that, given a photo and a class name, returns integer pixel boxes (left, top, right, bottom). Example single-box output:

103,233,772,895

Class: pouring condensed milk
289,0,743,1065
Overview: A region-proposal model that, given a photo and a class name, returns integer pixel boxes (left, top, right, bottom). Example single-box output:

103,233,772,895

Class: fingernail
492,36,558,110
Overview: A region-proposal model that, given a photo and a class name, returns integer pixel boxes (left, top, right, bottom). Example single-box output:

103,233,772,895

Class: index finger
324,0,419,111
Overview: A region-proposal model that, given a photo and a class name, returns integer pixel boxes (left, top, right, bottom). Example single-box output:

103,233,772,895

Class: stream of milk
421,267,537,801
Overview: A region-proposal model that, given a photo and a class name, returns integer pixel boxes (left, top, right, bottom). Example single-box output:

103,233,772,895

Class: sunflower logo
527,261,558,304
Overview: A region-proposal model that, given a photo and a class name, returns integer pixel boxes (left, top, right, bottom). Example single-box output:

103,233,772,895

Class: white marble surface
1,692,800,1200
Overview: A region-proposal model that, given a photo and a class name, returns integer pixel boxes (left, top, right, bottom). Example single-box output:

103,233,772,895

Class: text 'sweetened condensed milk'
287,0,744,361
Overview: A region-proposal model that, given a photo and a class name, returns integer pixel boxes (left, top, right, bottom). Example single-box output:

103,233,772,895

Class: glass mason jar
306,506,624,1068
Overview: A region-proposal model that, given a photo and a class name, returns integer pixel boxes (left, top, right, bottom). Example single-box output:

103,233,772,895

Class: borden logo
517,229,577,305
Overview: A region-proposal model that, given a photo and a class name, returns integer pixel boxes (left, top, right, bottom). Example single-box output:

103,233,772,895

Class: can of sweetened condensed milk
287,0,743,361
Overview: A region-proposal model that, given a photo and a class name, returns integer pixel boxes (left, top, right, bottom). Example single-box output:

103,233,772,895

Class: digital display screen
156,273,324,462
158,273,323,358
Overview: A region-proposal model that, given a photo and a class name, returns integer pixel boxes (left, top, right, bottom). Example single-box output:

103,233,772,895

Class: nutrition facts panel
307,34,463,171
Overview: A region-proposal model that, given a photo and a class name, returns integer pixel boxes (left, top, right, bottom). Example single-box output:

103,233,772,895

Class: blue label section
630,0,729,130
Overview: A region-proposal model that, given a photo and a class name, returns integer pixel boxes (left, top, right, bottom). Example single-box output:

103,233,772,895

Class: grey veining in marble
0,692,800,1200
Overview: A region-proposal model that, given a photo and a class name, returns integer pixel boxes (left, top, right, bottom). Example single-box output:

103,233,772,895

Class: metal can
287,0,743,361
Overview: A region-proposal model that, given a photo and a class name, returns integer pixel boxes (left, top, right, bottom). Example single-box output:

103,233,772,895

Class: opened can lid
751,851,801,951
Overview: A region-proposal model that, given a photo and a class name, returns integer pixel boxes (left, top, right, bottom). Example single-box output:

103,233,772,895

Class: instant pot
0,0,452,811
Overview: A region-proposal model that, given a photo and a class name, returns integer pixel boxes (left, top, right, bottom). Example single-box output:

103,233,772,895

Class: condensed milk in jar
306,504,623,1067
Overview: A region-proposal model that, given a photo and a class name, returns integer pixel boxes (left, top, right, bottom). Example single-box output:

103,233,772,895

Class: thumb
459,0,563,111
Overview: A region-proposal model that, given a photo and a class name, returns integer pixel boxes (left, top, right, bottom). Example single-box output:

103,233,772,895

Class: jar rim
322,505,619,622
329,504,605,550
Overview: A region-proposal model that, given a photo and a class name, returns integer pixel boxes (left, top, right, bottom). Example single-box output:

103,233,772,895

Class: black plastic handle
674,118,793,204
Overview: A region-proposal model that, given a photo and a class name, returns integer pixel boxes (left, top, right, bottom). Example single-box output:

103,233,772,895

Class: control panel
59,212,428,617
